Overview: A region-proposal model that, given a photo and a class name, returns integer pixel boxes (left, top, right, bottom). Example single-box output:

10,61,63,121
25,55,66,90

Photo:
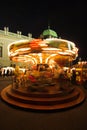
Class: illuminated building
0,27,32,67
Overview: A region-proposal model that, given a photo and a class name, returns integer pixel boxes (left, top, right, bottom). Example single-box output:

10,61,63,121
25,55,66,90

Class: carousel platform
0,84,86,111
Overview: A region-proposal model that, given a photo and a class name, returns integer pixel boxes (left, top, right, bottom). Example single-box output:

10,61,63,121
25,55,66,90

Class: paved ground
0,76,87,130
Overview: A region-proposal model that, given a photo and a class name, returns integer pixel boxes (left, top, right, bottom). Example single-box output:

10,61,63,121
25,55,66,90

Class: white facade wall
0,28,32,67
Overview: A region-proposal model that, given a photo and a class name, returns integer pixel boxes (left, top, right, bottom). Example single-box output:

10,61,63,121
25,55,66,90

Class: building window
0,46,2,57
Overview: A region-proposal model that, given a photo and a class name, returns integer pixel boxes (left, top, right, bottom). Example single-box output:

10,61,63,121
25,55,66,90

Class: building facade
0,27,32,67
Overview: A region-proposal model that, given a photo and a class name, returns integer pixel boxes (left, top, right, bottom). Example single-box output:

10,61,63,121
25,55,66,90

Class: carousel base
0,85,86,111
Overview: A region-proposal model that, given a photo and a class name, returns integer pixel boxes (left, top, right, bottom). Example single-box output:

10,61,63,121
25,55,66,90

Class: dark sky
0,1,86,60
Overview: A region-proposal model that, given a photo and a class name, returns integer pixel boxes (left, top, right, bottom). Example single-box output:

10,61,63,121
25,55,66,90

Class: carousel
0,28,85,110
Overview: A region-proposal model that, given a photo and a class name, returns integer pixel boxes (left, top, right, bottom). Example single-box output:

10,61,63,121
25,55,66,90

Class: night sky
0,1,86,60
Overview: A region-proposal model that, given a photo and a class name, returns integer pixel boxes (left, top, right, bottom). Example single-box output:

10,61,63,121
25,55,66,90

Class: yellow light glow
8,38,78,65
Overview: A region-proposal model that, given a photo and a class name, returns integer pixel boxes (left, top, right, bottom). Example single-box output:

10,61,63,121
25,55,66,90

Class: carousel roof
7,26,78,64
8,38,78,63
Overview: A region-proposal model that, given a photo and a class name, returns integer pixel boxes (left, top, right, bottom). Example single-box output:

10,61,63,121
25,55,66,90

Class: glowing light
45,54,57,63
15,48,30,52
8,38,78,65
38,53,42,63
